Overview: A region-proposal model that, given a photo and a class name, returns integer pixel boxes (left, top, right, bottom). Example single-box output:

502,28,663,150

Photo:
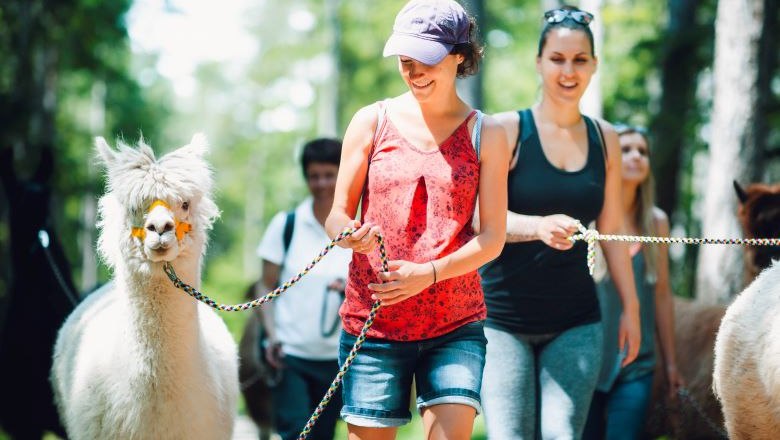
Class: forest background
1,0,778,437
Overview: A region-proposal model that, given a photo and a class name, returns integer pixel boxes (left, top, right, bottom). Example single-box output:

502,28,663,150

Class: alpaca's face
133,199,193,262
95,134,219,271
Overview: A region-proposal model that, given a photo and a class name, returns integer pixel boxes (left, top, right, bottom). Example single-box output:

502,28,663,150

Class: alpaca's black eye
182,201,189,211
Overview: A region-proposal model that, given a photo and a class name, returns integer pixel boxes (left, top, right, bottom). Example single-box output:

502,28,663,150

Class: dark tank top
480,109,606,334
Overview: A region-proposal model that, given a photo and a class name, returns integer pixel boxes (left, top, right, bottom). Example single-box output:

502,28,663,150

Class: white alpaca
51,134,238,440
714,261,780,439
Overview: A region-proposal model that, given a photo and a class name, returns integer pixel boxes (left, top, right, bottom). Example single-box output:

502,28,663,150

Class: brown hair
451,16,483,78
618,126,658,282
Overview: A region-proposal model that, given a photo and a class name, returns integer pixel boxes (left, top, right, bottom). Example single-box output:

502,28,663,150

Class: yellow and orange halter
130,200,192,241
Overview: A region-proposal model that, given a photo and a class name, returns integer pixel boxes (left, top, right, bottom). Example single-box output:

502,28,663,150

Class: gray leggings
481,322,603,440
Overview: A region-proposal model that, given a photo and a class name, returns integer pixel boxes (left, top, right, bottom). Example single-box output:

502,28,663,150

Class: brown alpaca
733,181,780,282
646,182,780,439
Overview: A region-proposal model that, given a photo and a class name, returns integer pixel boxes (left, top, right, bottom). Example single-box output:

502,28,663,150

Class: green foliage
338,0,408,122
600,1,666,125
0,0,170,291
481,0,541,111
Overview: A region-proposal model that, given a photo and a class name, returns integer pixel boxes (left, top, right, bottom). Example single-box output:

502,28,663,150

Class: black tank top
480,109,606,334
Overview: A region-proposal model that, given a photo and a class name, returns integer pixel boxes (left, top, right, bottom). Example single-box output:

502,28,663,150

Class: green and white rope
163,228,388,440
569,221,780,276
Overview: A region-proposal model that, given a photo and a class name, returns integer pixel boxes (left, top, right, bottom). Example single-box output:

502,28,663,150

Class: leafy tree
0,0,169,295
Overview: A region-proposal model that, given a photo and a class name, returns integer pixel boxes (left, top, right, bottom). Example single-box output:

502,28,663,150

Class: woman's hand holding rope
537,214,579,250
337,220,435,306
368,260,436,306
338,220,381,254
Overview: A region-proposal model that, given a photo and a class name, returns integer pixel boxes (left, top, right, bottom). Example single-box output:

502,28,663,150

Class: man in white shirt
256,138,351,440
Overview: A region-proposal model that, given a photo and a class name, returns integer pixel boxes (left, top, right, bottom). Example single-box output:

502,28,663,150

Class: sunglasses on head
614,123,649,136
544,9,594,25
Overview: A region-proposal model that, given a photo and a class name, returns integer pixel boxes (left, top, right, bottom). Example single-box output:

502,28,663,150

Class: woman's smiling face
536,27,597,104
397,54,462,102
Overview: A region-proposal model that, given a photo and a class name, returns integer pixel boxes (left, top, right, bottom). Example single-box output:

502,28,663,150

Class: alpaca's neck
119,254,204,368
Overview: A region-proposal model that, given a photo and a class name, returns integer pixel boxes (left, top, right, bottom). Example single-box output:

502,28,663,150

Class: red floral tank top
340,103,486,341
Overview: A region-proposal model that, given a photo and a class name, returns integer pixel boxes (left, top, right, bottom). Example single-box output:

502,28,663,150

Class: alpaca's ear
95,137,117,168
164,133,208,162
734,180,749,204
183,133,209,157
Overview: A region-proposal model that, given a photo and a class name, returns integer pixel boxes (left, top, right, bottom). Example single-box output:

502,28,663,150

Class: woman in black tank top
479,6,641,440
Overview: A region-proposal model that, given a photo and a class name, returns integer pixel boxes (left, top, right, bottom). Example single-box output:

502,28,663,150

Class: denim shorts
338,320,487,428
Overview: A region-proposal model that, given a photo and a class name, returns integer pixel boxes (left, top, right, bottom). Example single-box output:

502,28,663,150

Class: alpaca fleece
51,134,239,439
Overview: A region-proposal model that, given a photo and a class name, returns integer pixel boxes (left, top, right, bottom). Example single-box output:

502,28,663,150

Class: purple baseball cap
383,0,470,66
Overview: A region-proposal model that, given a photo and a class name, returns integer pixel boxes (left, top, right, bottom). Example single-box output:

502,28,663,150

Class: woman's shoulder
486,110,524,154
476,113,510,161
349,102,383,128
651,206,670,234
481,112,510,130
342,101,389,152
585,115,617,136
490,110,521,130
584,116,620,158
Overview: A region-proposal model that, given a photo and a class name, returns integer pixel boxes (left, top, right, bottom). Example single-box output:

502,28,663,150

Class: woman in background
582,125,685,440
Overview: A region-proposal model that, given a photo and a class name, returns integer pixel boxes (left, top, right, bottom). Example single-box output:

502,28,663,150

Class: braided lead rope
569,222,780,276
163,228,367,311
163,228,389,440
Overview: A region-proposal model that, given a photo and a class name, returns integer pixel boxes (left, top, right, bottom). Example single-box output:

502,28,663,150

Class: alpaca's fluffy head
95,134,219,273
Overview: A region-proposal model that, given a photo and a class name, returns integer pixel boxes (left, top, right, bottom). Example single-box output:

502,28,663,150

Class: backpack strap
281,210,295,261
470,110,484,161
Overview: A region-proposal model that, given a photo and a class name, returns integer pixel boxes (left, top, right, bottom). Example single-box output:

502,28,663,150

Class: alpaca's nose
145,219,175,235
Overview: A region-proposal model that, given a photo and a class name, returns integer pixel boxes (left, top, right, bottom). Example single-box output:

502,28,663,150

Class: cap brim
383,33,453,66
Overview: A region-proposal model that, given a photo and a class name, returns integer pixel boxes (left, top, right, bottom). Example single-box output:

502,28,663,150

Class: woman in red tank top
325,1,508,438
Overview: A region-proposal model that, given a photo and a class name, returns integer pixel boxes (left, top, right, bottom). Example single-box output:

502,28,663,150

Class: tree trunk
456,0,484,109
696,0,764,304
651,0,702,217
